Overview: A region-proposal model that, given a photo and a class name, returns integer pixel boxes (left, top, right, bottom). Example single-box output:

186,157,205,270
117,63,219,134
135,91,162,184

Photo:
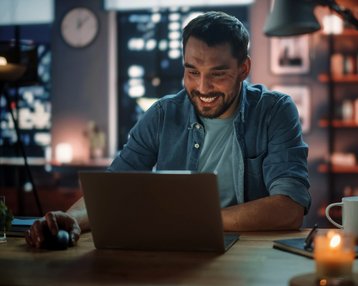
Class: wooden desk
0,231,357,286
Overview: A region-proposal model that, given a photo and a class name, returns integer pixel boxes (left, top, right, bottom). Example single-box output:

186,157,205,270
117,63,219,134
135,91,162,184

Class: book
8,217,39,237
273,238,358,259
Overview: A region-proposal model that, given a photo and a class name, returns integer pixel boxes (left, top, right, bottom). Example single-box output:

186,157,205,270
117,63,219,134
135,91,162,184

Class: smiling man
26,11,311,249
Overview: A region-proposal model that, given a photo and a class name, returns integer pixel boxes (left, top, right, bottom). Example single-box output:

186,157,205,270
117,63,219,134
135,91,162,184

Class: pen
304,223,318,251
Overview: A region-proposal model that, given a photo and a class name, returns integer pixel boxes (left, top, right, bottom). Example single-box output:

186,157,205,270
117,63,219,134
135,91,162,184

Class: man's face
183,37,249,119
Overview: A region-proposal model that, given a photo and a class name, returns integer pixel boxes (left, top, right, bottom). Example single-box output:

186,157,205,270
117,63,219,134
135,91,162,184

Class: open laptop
79,171,239,253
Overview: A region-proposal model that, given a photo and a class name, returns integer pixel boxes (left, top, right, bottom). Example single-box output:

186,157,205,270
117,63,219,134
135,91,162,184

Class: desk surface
0,231,357,286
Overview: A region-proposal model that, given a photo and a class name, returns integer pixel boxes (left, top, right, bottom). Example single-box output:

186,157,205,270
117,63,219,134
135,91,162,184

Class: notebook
79,171,239,253
8,217,39,237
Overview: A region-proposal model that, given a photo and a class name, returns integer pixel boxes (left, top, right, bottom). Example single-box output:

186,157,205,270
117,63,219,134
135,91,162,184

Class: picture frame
272,85,311,133
270,35,310,74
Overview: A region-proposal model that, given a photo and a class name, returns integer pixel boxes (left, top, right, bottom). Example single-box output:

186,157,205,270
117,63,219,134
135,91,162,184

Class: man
26,11,310,248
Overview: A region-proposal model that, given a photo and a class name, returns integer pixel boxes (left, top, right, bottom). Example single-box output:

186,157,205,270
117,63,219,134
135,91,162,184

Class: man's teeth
200,96,217,103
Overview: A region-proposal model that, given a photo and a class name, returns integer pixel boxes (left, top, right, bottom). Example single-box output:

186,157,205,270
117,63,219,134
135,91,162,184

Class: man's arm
66,197,90,232
221,195,304,231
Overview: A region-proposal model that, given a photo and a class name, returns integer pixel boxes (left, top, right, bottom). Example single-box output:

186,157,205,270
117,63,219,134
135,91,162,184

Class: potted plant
0,198,13,243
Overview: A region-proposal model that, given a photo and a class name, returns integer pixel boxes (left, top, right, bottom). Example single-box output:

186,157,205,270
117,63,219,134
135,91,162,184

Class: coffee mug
325,196,358,238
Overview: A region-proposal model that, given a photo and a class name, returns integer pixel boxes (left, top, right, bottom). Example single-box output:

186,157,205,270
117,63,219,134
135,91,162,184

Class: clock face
61,7,99,48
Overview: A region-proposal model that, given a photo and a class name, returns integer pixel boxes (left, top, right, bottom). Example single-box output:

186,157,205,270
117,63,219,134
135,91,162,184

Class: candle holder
314,230,355,281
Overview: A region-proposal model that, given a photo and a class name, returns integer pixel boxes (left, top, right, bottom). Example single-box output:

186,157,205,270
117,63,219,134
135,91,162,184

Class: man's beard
187,89,238,119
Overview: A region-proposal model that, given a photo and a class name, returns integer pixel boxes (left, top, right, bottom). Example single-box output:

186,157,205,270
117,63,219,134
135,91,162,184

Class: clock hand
77,15,90,29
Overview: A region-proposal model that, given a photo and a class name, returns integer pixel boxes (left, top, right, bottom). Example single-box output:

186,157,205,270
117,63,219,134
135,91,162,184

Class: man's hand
25,211,81,249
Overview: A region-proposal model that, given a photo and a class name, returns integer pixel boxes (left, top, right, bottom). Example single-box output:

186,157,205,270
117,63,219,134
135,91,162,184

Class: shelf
321,29,358,37
318,164,358,173
0,157,46,166
318,74,358,83
341,29,358,37
0,157,112,168
341,29,358,36
319,119,358,127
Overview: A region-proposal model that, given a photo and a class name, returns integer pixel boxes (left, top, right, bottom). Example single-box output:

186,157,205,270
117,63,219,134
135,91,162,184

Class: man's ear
239,56,251,80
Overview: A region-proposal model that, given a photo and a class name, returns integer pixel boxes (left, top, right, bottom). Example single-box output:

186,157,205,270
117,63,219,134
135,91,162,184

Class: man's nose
197,75,213,94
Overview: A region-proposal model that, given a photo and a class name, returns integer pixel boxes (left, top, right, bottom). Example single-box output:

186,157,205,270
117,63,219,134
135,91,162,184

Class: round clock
61,7,99,48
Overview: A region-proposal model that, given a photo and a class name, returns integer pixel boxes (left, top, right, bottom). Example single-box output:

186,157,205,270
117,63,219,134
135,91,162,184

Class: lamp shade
264,0,321,37
0,62,26,81
0,40,37,84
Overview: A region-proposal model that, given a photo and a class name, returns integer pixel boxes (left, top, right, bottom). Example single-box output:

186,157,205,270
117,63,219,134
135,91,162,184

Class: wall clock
60,7,99,48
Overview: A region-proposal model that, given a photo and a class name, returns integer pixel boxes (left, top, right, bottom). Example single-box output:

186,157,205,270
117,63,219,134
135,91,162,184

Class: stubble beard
187,89,238,119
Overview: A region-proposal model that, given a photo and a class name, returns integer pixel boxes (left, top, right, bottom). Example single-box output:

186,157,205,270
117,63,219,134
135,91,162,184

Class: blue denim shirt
109,81,311,213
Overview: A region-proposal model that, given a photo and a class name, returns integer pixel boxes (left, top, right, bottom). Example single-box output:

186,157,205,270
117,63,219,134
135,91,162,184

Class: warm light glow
314,230,355,278
319,279,327,286
322,15,343,35
55,143,73,163
0,56,7,66
329,234,341,248
151,77,160,87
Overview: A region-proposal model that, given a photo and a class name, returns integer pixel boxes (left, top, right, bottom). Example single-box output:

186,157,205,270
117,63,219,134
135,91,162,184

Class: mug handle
325,202,343,228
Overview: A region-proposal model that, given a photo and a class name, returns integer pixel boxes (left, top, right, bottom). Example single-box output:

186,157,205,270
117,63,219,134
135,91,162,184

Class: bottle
342,100,353,121
343,54,355,75
331,53,344,75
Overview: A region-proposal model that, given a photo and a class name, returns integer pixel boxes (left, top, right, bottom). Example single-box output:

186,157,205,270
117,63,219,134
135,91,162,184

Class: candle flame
319,279,327,286
329,234,341,248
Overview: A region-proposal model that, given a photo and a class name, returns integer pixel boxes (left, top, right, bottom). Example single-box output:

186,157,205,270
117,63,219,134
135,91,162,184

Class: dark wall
52,0,115,161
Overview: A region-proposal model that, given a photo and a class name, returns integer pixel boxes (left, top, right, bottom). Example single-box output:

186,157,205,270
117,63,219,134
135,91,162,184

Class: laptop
79,171,239,253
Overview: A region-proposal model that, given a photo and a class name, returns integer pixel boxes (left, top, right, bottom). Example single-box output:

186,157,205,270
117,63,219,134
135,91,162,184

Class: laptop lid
79,171,238,253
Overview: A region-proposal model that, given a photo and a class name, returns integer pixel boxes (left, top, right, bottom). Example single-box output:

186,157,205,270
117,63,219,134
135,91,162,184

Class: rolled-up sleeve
269,177,311,214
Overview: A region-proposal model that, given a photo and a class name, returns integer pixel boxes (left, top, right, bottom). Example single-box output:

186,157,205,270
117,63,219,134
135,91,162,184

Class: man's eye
189,70,199,75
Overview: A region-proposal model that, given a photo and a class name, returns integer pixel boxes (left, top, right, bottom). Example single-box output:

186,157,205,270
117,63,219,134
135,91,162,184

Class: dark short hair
182,11,249,64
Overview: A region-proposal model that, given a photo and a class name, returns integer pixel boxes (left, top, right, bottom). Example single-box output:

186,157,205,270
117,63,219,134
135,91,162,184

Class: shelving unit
317,18,358,218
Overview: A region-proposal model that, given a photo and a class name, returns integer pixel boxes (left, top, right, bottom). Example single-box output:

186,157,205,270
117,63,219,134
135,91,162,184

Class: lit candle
314,230,355,279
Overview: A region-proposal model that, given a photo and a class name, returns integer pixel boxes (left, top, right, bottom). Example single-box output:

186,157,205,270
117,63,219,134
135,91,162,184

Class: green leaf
0,200,14,231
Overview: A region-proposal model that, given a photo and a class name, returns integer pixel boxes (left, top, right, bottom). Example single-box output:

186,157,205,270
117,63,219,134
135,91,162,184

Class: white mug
325,196,358,238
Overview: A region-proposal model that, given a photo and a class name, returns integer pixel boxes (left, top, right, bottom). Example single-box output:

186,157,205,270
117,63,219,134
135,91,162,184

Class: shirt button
195,124,201,129
194,143,200,149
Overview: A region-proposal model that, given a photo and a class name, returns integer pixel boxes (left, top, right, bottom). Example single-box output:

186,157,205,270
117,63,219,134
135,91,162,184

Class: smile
199,96,218,103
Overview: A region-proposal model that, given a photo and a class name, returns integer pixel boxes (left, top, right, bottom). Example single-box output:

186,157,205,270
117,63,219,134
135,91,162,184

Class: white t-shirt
198,116,244,207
